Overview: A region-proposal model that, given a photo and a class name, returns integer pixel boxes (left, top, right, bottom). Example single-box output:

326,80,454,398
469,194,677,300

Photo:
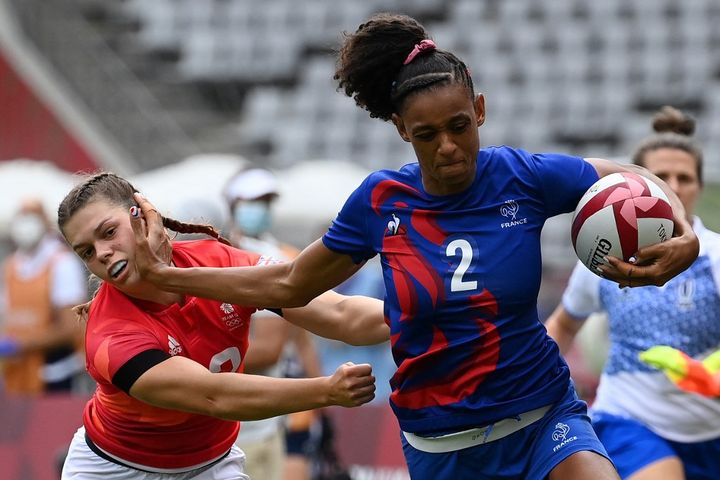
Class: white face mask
10,214,46,251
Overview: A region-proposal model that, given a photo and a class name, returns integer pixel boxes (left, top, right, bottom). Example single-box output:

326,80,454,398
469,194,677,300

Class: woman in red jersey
56,172,387,479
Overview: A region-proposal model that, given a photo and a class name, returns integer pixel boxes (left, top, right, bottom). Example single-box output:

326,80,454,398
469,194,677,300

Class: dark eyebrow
411,112,471,134
71,217,113,252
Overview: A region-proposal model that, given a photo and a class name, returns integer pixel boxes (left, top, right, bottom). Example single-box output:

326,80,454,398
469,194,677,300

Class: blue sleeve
529,153,599,217
322,177,376,264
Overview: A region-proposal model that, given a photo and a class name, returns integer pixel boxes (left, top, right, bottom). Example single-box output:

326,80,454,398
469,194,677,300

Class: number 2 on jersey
446,238,477,292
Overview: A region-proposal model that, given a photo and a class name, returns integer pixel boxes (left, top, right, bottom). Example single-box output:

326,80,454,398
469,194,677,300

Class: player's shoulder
478,145,534,172
366,164,417,184
482,144,524,156
345,165,425,202
483,145,583,165
172,239,258,268
87,283,143,330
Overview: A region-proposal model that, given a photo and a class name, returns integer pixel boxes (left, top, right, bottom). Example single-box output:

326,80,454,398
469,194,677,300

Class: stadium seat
109,0,720,176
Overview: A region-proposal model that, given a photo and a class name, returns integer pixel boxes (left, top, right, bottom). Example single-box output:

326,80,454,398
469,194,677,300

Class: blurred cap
15,197,52,227
223,168,279,202
18,197,47,217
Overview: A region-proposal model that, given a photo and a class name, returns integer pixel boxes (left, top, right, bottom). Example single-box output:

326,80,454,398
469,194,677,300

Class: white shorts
61,427,249,480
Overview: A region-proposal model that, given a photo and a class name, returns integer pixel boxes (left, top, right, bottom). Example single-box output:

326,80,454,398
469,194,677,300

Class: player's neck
122,282,185,307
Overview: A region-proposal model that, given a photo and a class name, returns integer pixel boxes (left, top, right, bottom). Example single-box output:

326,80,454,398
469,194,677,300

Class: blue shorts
401,385,610,480
285,429,312,456
592,412,720,480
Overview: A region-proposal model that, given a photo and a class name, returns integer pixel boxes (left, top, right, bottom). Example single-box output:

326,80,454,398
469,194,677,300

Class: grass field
696,183,720,231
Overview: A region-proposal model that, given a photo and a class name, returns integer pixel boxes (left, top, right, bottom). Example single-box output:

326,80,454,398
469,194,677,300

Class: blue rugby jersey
323,146,599,434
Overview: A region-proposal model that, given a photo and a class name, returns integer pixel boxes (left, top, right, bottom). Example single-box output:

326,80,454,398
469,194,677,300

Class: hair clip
403,39,436,65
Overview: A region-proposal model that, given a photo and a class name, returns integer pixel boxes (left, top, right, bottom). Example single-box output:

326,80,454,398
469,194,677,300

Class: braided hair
57,172,231,245
335,13,474,121
632,106,704,186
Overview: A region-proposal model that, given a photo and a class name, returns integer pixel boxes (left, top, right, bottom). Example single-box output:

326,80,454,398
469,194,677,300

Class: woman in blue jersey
129,13,700,480
545,106,720,480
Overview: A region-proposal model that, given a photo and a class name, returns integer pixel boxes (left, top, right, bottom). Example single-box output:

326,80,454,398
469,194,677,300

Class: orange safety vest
2,252,57,394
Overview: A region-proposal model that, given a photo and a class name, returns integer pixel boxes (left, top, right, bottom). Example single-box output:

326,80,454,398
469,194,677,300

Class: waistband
403,404,552,453
84,431,230,474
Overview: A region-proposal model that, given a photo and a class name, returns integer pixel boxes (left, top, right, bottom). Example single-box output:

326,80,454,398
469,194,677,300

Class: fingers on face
130,194,167,245
129,206,148,242
132,192,163,231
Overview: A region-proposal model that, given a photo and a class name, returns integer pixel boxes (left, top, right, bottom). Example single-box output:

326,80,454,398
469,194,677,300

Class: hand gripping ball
571,172,674,274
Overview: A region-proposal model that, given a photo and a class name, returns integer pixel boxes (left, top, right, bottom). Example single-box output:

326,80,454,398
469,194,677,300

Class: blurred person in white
0,197,88,394
545,106,720,480
223,166,323,480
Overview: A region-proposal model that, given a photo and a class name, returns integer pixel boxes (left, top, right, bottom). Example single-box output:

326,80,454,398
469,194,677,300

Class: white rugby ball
571,172,674,273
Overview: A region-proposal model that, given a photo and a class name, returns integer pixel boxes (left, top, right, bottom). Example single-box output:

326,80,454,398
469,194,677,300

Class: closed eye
414,131,435,141
450,120,470,133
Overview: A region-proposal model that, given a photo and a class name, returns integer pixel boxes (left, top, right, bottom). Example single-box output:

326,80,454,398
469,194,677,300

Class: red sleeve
86,315,164,384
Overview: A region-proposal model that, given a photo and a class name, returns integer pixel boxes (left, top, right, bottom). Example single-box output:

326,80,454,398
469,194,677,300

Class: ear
391,113,411,142
474,93,486,127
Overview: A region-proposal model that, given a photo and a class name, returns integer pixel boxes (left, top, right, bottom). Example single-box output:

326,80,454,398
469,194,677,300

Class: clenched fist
326,362,376,407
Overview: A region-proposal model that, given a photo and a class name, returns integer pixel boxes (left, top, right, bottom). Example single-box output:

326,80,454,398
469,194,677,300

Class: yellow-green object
702,350,720,374
639,346,720,397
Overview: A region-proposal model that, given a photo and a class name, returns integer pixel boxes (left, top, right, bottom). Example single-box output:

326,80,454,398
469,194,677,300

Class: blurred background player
223,166,324,480
0,197,89,395
223,166,297,259
545,106,720,480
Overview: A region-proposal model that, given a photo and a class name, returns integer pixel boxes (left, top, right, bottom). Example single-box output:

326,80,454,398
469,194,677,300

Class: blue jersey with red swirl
323,146,599,434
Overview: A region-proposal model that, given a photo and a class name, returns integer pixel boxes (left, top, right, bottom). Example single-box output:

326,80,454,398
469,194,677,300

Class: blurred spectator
0,198,89,394
223,166,323,480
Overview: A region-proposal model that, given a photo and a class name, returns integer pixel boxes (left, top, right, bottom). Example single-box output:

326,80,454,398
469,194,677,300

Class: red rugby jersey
83,240,265,471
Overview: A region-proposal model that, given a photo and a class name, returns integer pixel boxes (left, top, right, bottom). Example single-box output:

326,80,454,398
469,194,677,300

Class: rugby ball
571,172,674,273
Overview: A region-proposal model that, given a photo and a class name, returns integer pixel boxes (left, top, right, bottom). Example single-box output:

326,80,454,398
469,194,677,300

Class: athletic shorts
592,412,720,480
285,428,313,456
401,384,611,480
61,427,249,480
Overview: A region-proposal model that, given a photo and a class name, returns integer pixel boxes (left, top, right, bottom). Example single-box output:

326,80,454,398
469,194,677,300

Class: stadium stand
5,0,720,177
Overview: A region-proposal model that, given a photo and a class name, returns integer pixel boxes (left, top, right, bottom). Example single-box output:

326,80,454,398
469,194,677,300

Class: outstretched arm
130,193,363,308
585,158,699,287
282,291,389,346
131,355,376,421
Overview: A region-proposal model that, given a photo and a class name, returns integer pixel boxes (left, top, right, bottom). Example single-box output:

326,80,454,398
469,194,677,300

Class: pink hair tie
403,39,436,65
